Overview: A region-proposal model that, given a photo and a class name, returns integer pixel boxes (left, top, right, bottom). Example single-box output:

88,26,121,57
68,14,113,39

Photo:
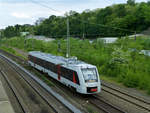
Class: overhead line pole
66,18,70,58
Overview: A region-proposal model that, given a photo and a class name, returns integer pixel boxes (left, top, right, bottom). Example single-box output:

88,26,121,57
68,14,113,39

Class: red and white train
28,51,101,94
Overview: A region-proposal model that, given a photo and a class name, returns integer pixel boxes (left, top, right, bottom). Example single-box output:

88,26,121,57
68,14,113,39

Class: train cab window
81,68,98,83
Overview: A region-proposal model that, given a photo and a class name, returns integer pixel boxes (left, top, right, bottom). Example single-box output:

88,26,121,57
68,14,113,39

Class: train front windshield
81,68,98,83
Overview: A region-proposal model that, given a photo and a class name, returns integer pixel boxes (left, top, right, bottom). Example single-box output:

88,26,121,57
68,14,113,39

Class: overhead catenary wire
103,0,113,4
77,19,135,33
29,0,63,13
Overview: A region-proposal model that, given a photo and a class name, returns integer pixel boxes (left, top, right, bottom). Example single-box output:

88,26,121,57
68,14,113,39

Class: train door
73,72,77,83
57,65,61,80
34,56,36,67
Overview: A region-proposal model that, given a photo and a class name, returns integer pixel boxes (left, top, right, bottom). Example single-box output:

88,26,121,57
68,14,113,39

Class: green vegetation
87,105,99,113
1,1,150,38
1,24,34,38
0,46,16,54
1,36,150,94
0,45,26,59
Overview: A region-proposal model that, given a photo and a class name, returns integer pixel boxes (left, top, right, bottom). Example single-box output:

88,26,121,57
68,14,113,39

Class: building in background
20,32,30,37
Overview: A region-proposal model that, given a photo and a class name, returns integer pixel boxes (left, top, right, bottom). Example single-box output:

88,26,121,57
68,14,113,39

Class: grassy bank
1,36,150,94
0,45,26,59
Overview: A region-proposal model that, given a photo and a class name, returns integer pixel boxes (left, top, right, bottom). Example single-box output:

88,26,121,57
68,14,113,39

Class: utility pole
134,31,136,41
66,18,70,58
82,19,85,40
0,32,1,46
31,25,34,50
0,32,1,39
57,40,61,52
32,37,34,51
82,33,85,40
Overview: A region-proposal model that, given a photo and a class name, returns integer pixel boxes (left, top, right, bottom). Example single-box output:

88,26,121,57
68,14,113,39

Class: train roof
29,51,96,68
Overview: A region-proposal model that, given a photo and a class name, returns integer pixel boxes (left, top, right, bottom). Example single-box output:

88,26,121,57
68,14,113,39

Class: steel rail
101,83,150,112
102,81,150,104
89,96,126,113
0,70,27,113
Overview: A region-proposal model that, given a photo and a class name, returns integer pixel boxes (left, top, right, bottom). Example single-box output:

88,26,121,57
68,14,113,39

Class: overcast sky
0,0,148,29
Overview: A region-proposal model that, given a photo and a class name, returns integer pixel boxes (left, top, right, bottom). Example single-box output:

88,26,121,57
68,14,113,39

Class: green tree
148,0,150,5
127,0,135,5
3,1,150,39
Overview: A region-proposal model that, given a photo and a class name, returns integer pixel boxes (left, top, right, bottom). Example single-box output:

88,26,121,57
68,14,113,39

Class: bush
142,38,150,50
123,70,139,88
138,75,149,90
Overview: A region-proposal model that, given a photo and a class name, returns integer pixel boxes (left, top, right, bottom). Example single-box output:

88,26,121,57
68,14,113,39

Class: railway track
0,54,82,113
0,56,58,113
1,50,150,113
0,70,26,113
101,82,150,112
89,95,126,113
